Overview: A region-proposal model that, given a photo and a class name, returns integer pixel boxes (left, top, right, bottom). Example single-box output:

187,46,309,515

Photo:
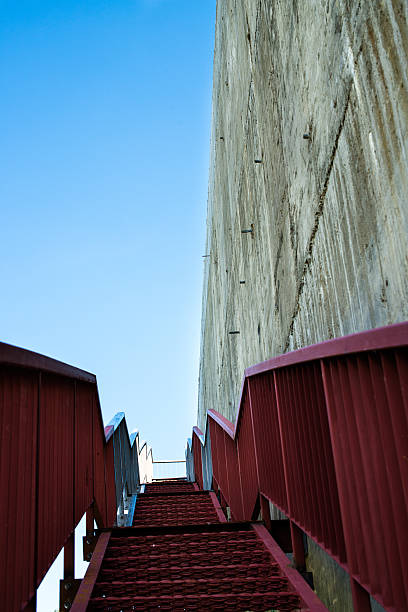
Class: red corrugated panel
75,382,94,525
236,386,258,520
192,432,203,489
0,368,38,612
322,349,408,610
104,436,116,528
217,429,229,505
209,418,221,487
248,373,288,514
274,362,345,562
224,430,243,519
0,344,120,612
93,396,108,527
37,373,75,587
195,323,408,612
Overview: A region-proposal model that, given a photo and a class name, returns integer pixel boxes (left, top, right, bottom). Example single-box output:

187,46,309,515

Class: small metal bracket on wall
60,578,81,611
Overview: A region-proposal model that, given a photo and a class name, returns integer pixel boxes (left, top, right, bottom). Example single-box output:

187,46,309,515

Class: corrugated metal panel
185,439,195,482
93,399,108,527
201,427,213,490
0,367,38,612
322,348,408,610
236,385,258,519
0,344,134,612
192,431,203,489
209,419,220,488
75,382,94,526
195,323,408,611
217,429,229,504
104,436,117,528
274,362,346,562
37,373,75,588
224,430,243,519
248,373,287,513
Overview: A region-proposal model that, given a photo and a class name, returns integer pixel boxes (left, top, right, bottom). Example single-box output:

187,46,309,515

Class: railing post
64,532,75,580
60,532,81,611
290,522,306,570
260,494,272,531
350,578,372,611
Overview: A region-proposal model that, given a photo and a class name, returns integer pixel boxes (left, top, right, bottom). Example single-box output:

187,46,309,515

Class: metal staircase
2,323,406,611
72,479,326,611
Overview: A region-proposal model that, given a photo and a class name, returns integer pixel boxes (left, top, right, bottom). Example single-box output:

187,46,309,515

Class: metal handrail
0,343,140,612
189,322,408,611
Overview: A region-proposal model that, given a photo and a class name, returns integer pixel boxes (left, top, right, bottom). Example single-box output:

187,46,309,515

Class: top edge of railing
192,426,205,446
104,412,142,449
192,321,408,444
245,321,408,378
0,341,96,383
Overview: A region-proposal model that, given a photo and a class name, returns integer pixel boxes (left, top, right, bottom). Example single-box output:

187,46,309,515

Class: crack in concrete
283,82,353,352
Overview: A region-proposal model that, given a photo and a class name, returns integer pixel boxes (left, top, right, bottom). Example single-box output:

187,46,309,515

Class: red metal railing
0,342,116,612
192,428,204,489
191,322,408,611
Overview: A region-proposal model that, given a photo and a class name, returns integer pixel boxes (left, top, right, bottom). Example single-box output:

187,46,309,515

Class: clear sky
0,0,216,465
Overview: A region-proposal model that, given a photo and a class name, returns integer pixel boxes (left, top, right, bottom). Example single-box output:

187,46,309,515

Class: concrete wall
198,0,408,430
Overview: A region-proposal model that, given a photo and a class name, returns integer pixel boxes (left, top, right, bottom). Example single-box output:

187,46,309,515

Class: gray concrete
198,0,408,430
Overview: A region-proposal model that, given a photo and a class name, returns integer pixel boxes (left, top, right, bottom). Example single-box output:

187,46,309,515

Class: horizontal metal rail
153,460,186,463
152,459,186,480
190,322,408,612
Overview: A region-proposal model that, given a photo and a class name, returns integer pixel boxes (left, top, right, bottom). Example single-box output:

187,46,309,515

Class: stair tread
88,591,301,612
85,490,303,612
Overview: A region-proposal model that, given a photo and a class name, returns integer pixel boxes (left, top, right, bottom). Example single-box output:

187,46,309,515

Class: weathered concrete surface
198,0,408,429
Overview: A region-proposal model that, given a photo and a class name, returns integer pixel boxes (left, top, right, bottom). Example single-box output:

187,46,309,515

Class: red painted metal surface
37,374,75,587
248,374,288,514
252,523,328,611
224,427,243,519
192,322,408,611
192,428,203,489
274,361,346,562
236,384,260,520
0,343,117,612
73,483,325,611
209,491,228,522
0,367,38,611
71,532,111,612
322,349,408,610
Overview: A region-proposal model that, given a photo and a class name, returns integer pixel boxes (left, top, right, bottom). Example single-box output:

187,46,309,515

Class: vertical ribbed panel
198,324,408,611
192,432,203,489
274,362,345,561
75,382,94,526
0,368,38,612
236,385,258,519
104,436,117,528
0,346,131,612
201,427,213,490
322,349,408,610
93,398,108,526
37,374,75,587
217,430,229,504
249,373,287,513
224,430,243,519
209,419,220,487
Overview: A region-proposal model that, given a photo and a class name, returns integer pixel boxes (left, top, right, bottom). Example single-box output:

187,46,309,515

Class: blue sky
0,0,216,469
